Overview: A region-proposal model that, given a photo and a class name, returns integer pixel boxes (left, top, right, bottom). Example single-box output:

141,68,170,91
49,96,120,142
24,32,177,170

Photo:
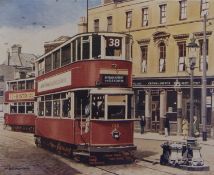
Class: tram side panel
4,113,36,126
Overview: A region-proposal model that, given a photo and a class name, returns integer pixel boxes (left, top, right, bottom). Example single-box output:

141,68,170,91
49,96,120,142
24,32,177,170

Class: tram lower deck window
108,105,125,119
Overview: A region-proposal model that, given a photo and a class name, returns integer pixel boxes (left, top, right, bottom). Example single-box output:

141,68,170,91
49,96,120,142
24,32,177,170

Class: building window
160,4,167,24
159,42,166,72
178,42,186,71
126,11,132,29
179,0,187,20
94,19,99,32
0,76,4,82
0,90,3,96
107,16,113,32
142,8,149,27
201,0,209,16
140,46,148,73
199,39,208,71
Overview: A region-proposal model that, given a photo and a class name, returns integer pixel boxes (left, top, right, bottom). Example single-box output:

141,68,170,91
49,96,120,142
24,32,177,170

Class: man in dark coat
140,116,146,134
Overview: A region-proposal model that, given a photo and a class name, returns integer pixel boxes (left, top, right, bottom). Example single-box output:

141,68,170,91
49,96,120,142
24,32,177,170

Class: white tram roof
6,77,35,83
35,32,131,63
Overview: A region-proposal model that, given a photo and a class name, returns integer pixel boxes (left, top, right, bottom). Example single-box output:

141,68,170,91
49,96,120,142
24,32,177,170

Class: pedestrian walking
193,116,200,137
140,115,146,134
164,115,170,137
182,118,189,140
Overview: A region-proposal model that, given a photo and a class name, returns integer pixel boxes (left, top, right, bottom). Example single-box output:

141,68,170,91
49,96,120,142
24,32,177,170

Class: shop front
133,76,214,136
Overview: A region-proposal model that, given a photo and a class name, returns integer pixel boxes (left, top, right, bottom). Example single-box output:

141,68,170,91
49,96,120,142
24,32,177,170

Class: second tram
4,78,36,132
34,32,136,164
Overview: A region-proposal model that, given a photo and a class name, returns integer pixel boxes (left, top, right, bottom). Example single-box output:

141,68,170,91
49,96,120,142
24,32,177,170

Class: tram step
73,152,90,157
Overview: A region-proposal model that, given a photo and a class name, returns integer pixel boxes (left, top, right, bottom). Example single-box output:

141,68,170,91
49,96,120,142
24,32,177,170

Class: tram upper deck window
53,50,60,69
92,34,101,58
38,59,45,75
82,36,90,60
18,81,25,90
26,80,34,90
45,55,52,73
107,95,126,119
10,82,17,90
105,37,122,57
92,95,105,119
61,44,71,66
72,40,76,62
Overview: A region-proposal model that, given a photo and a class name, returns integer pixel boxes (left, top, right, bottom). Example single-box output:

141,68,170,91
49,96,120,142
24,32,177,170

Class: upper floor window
140,45,148,73
107,16,113,32
199,39,208,71
126,11,132,29
142,8,149,27
179,0,187,20
159,42,166,72
94,19,99,32
0,76,4,82
38,59,45,76
45,55,52,73
160,4,167,24
178,41,186,71
201,0,209,16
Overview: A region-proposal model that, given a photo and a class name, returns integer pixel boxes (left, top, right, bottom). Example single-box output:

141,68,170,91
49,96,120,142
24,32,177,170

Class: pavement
134,132,214,146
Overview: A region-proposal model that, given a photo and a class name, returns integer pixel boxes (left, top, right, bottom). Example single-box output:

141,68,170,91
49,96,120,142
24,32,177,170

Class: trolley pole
202,14,207,141
86,0,88,33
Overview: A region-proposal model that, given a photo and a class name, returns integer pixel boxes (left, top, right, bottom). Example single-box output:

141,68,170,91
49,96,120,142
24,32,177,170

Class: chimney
11,44,22,56
78,16,87,34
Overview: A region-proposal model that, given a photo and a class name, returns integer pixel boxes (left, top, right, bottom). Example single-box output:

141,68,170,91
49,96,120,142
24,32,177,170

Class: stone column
211,92,214,138
177,91,183,135
159,90,166,134
145,90,151,131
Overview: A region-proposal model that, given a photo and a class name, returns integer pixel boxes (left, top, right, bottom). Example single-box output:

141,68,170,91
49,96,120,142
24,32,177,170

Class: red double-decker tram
4,78,36,133
34,32,136,164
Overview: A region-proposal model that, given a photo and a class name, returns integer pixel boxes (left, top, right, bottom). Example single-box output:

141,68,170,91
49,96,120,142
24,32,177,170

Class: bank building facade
87,0,214,136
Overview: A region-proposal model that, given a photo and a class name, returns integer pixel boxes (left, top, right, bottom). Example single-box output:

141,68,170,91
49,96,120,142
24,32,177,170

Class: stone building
87,0,214,136
0,44,37,120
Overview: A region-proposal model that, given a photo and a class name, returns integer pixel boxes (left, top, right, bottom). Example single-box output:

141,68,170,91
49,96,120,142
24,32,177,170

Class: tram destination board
100,74,127,86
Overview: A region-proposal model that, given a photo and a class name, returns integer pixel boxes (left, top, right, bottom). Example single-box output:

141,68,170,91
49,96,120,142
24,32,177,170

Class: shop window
26,102,34,114
126,11,132,29
61,44,71,66
160,4,167,24
53,50,60,69
179,0,187,20
45,55,52,73
82,36,90,60
142,8,149,27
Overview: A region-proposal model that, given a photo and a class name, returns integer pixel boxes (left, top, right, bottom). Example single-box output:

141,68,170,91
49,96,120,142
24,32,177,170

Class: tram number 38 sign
106,37,121,48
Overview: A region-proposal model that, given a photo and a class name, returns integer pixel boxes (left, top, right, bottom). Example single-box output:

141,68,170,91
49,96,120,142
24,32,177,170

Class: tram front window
108,105,125,119
105,37,122,57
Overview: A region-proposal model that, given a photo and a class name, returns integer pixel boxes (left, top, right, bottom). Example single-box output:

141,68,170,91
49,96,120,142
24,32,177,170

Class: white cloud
0,21,78,63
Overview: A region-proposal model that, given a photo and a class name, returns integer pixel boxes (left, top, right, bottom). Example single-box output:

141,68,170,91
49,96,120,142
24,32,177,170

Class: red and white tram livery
4,78,36,132
34,32,136,164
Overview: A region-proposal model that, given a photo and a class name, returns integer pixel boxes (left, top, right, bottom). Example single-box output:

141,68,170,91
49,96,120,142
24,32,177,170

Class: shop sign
9,92,35,100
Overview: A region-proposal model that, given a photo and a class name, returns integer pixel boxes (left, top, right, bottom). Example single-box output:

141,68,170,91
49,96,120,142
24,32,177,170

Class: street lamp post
187,36,199,137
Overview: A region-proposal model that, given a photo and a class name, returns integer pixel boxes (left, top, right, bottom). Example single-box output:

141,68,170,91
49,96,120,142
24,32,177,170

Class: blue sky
0,0,101,63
